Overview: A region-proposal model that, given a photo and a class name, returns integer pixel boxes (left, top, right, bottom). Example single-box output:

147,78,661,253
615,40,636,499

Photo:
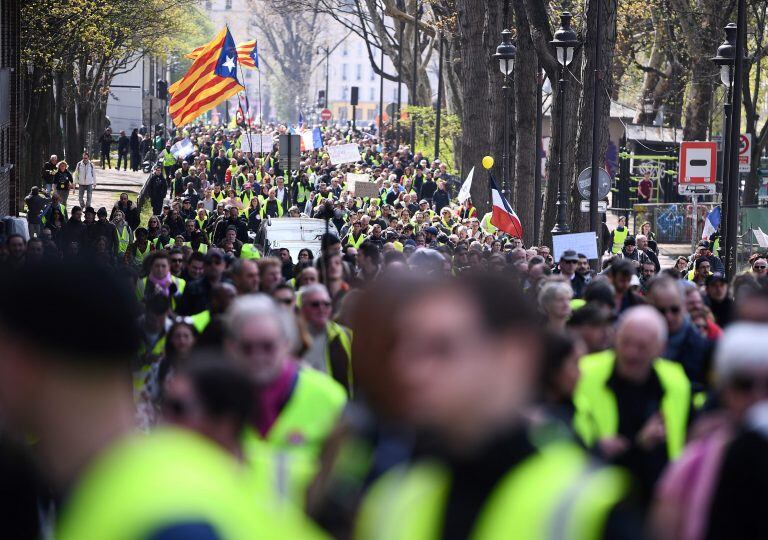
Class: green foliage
401,106,461,173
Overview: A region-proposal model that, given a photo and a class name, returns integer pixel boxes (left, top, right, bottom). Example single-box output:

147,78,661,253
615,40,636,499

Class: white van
254,217,339,262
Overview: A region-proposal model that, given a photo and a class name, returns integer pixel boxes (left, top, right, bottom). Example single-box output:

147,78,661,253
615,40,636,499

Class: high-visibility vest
183,242,208,254
195,216,208,230
325,321,353,395
354,440,629,540
480,212,497,235
56,428,317,540
41,203,67,226
240,244,262,260
190,310,211,334
240,192,255,213
346,233,366,249
133,242,152,264
242,367,346,461
135,275,186,304
296,183,309,204
572,349,691,459
611,227,628,254
160,150,176,167
116,225,131,254
212,191,224,203
260,201,284,218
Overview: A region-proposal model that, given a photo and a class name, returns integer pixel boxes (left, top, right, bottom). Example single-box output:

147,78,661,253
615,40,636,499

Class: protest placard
327,143,361,165
552,232,599,261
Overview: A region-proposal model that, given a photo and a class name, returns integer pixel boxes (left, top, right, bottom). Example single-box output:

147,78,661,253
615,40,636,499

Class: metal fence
634,202,716,244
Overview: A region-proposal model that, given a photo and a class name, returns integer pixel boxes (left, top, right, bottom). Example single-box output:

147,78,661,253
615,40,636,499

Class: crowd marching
2,121,768,539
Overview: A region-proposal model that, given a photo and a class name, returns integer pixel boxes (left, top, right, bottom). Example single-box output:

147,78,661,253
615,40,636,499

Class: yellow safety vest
242,367,346,461
346,233,366,249
135,275,186,305
355,440,629,540
611,227,628,254
116,225,130,254
260,201,284,218
56,428,319,540
572,350,691,459
190,310,211,334
325,321,353,395
240,244,262,260
133,242,151,264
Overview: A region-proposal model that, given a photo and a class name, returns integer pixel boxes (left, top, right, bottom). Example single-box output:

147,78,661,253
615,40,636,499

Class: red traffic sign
679,141,717,184
679,141,717,195
320,108,332,121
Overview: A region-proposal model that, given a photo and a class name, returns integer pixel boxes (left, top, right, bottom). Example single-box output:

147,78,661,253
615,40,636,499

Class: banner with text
327,143,362,165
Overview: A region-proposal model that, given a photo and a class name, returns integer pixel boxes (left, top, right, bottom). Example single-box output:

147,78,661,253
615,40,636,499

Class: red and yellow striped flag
185,39,259,70
169,28,245,127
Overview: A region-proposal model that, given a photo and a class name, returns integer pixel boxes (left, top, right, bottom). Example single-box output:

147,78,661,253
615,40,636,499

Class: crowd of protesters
2,121,768,539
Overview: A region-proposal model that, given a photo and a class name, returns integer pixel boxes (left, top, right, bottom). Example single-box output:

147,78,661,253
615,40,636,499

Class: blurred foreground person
353,274,638,540
0,260,297,539
652,323,768,540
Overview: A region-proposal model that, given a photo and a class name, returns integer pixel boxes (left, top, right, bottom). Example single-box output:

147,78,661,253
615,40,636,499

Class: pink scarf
252,361,298,437
148,272,173,297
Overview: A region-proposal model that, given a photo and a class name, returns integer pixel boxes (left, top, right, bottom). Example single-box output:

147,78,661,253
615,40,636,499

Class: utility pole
396,0,404,146
588,0,603,265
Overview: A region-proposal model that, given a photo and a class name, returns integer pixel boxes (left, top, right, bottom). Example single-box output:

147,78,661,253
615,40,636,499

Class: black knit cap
0,258,140,365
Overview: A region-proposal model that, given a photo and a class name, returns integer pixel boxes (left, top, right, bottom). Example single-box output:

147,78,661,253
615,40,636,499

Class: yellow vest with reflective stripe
573,350,691,459
355,440,629,540
190,310,211,334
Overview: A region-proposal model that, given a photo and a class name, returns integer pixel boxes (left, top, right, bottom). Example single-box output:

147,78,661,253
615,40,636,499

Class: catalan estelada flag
236,40,259,69
186,38,259,70
169,28,244,127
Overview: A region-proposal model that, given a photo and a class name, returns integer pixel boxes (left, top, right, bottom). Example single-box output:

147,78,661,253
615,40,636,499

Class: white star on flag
223,56,236,72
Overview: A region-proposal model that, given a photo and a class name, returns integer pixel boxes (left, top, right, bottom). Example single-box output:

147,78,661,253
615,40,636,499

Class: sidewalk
65,167,146,214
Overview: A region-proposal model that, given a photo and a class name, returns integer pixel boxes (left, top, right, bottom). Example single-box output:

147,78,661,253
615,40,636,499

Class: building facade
0,0,20,215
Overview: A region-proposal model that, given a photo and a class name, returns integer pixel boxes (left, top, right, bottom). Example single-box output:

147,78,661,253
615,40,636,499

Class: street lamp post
711,22,736,262
493,29,516,197
410,2,421,149
396,0,405,146
434,31,445,161
550,12,580,235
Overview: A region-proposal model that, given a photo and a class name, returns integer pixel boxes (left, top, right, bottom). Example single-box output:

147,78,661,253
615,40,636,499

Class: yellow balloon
482,156,495,170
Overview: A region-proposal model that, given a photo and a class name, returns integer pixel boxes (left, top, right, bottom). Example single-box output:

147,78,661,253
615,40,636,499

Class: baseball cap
419,199,428,205
706,272,728,286
560,249,578,262
424,226,439,236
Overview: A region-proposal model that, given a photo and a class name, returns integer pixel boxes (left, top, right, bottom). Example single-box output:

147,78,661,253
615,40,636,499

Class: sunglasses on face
170,258,184,264
307,300,332,309
754,265,767,270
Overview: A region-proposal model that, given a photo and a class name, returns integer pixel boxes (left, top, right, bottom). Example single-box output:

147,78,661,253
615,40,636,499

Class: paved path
65,167,146,214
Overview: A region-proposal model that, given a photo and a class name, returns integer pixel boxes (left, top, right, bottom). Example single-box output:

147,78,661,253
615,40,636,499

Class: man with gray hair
298,284,353,394
647,276,712,385
225,294,345,458
574,305,691,496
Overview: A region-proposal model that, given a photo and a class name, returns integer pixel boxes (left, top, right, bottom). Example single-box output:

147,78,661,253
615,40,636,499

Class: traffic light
156,80,168,100
317,90,326,108
350,86,359,106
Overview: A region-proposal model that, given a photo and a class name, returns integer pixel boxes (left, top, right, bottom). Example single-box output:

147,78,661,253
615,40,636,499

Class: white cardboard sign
552,232,599,261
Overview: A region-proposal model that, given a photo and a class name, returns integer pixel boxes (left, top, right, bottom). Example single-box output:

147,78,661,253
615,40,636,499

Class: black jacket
147,174,167,203
118,135,129,152
433,189,451,213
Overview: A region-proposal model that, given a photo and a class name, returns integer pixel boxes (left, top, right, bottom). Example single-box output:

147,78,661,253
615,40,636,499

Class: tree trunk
456,0,491,215
511,0,537,246
682,57,715,141
570,0,618,233
487,0,514,204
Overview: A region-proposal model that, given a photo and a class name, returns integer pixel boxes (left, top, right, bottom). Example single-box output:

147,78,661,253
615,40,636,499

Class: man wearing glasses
556,249,586,299
298,284,353,395
647,277,712,386
752,256,768,278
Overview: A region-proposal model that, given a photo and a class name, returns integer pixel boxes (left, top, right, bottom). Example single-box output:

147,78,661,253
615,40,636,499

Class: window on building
369,87,375,101
205,0,212,9
342,64,347,81
225,0,232,9
342,45,348,57
356,64,362,81
370,67,375,81
342,86,349,100
367,109,376,121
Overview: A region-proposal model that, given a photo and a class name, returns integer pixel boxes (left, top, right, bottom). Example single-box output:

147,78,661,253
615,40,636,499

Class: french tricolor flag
490,175,523,238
